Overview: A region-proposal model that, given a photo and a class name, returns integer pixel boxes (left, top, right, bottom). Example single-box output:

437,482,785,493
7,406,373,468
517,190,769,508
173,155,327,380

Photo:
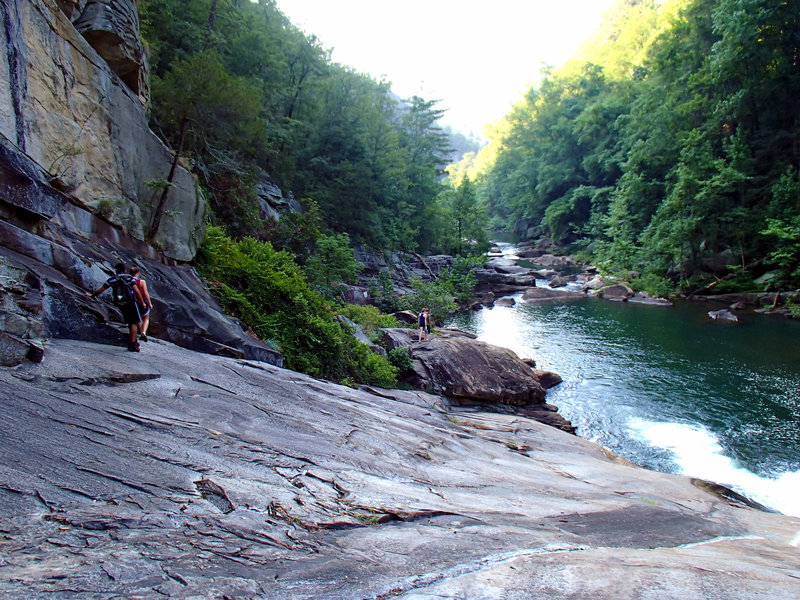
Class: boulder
474,269,537,296
533,254,576,267
486,257,518,270
549,276,569,288
708,309,739,323
599,284,634,300
583,276,605,291
381,328,547,407
392,310,419,325
521,287,584,303
530,368,563,389
0,331,32,367
495,264,530,275
628,293,673,306
534,268,559,279
517,248,544,259
480,292,495,306
494,296,516,306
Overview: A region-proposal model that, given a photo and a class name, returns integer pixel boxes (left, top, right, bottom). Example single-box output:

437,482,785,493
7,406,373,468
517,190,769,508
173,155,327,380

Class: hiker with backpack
85,262,144,352
129,267,153,342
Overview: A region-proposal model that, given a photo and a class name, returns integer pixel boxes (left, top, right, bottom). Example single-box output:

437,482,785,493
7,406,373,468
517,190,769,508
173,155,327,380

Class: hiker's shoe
128,342,140,352
140,334,148,342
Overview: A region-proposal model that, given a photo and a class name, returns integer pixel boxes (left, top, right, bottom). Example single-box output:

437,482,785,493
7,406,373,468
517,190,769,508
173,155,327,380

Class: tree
304,233,364,298
442,177,487,255
149,49,261,238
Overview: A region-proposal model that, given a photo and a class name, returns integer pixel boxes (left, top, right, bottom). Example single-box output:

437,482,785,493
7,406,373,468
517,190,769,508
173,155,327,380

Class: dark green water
446,294,800,516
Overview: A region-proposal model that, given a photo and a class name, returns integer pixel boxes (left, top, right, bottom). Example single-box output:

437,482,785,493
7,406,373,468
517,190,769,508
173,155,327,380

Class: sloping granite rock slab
0,339,798,599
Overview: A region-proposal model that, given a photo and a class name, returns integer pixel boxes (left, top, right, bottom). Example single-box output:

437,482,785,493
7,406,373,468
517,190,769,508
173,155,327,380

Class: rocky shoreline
2,338,799,599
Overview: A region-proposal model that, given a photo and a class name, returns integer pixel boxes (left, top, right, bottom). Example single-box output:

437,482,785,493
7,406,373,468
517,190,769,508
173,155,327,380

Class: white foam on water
628,418,800,517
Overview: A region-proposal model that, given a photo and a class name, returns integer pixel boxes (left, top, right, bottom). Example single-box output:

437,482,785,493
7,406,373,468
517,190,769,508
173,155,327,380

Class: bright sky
276,0,618,139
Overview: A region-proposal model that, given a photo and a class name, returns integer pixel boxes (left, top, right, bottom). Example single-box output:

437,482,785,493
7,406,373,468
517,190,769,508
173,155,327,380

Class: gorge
1,1,799,598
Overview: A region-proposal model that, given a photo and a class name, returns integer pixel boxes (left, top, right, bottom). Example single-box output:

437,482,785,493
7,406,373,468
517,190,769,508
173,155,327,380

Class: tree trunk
149,118,188,239
207,0,218,35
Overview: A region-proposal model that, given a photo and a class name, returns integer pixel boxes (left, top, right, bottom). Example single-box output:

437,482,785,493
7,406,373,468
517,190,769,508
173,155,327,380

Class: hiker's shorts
119,302,142,325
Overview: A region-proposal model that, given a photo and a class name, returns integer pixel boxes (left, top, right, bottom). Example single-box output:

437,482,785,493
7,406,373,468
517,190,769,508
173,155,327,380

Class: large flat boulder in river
382,328,548,407
521,287,584,303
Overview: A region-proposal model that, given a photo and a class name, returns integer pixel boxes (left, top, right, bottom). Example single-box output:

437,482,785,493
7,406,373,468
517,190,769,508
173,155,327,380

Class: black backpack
110,274,136,307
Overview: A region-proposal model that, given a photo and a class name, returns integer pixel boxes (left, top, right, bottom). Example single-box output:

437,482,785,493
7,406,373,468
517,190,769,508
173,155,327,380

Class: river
446,244,800,517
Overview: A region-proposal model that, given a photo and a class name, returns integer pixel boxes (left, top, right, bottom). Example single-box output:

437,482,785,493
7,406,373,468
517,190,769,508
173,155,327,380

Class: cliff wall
0,0,280,365
1,0,202,261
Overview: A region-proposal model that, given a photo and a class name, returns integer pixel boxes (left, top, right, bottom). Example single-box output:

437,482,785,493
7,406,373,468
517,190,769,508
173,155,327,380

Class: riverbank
447,292,800,519
1,338,799,598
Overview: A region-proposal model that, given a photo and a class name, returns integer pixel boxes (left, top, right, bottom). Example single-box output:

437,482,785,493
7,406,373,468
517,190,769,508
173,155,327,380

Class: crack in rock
194,478,234,514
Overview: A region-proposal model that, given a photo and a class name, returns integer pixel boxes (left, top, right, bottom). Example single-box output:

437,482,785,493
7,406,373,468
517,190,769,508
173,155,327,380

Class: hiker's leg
141,313,150,336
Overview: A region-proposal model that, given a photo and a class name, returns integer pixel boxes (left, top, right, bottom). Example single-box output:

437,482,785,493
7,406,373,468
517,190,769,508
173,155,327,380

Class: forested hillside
465,0,800,293
139,0,480,254
136,0,493,383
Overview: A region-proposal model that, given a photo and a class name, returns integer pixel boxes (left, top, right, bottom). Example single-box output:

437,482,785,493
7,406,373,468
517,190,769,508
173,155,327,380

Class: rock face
256,168,300,221
1,0,203,261
72,0,149,101
1,338,798,599
0,144,282,366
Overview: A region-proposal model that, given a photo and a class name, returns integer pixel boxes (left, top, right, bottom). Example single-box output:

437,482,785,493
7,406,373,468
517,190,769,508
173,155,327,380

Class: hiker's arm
132,283,144,306
85,284,107,298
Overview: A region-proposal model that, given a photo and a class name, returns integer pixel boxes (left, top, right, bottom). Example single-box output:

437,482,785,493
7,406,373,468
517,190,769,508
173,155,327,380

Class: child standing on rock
86,262,144,352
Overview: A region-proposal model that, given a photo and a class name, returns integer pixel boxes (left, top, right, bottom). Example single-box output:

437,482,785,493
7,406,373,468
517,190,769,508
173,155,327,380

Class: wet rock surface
1,339,798,599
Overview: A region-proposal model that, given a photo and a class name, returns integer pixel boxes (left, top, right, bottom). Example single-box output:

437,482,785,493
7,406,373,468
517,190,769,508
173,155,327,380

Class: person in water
418,308,430,342
85,262,144,352
129,267,153,342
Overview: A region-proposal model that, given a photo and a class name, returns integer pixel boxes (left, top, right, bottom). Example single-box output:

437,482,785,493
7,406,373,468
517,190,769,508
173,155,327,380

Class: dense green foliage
197,226,397,386
338,304,402,338
465,0,800,290
139,0,482,253
303,233,363,299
